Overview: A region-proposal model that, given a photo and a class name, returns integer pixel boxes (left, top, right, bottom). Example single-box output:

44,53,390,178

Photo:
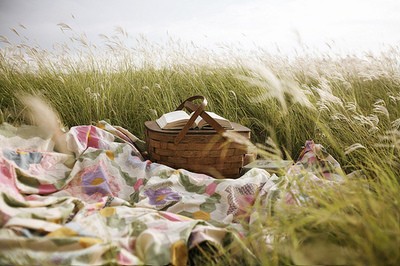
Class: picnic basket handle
174,95,225,144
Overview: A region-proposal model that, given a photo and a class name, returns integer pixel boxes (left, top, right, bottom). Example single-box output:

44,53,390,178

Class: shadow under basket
145,121,251,179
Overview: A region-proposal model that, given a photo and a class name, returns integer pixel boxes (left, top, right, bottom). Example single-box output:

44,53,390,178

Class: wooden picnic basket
144,95,252,178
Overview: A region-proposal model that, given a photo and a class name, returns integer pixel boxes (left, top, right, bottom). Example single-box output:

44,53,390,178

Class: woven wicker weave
145,96,251,178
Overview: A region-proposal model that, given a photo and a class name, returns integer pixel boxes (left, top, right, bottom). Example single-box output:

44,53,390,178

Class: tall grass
1,27,399,265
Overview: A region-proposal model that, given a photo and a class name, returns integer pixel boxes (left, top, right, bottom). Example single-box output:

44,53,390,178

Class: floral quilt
0,121,342,265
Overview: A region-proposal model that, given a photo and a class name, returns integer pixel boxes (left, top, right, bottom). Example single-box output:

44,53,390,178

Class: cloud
165,0,400,53
0,0,399,54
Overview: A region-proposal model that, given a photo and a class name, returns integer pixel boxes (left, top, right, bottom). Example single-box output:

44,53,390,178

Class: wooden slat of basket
205,149,236,157
222,142,249,149
177,135,225,143
153,149,243,159
147,132,176,142
188,156,218,164
175,149,234,158
233,148,248,155
213,161,243,170
148,143,246,158
151,153,161,161
190,142,224,150
178,150,205,157
151,138,240,152
216,155,243,163
160,142,168,149
148,132,223,143
149,139,161,148
166,156,188,164
154,148,173,156
166,143,178,150
172,143,189,150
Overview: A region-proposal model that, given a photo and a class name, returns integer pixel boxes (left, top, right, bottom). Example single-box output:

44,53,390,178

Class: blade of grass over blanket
0,32,399,265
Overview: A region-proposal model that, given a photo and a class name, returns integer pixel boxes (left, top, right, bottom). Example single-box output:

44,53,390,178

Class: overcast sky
0,0,399,56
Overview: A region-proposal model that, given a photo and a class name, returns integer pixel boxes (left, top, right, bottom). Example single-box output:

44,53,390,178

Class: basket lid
144,121,250,135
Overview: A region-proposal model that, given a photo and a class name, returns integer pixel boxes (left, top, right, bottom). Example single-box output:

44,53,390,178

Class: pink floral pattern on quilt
0,122,344,265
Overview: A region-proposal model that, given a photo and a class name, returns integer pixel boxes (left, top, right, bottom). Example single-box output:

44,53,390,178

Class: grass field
1,32,399,265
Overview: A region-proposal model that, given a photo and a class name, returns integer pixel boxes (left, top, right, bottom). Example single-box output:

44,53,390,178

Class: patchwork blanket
0,121,342,265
